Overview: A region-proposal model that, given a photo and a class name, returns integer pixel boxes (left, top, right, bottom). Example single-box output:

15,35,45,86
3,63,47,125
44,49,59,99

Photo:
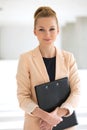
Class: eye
50,28,55,31
39,29,44,31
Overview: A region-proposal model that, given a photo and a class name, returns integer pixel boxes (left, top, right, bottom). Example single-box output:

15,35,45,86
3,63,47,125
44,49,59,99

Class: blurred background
0,0,87,130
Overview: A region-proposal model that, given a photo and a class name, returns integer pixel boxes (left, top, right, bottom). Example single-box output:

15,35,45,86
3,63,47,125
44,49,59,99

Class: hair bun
34,6,56,19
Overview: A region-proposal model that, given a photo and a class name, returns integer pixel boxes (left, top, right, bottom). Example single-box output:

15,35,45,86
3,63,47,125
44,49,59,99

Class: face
34,17,59,46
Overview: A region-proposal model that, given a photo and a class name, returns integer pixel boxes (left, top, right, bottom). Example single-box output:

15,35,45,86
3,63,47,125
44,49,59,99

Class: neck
39,44,56,58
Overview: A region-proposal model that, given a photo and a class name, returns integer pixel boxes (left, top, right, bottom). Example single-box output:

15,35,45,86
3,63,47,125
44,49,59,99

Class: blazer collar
32,46,67,82
32,46,49,82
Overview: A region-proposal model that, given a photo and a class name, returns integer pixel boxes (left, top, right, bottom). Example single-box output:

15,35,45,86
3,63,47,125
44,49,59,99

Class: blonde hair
34,6,58,28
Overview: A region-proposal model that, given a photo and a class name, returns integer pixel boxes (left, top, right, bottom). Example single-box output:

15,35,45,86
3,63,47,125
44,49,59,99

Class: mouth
43,39,51,41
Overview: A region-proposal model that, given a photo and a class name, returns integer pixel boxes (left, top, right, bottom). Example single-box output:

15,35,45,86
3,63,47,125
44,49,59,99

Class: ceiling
0,0,87,26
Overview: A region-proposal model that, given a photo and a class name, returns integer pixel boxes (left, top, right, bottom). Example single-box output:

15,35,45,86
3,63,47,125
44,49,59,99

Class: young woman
16,6,80,130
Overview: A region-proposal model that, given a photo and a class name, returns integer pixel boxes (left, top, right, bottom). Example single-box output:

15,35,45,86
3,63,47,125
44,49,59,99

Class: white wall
75,17,87,68
61,17,87,69
0,24,38,59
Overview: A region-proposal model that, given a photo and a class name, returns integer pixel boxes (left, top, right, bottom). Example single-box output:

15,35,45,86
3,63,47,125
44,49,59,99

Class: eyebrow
38,26,44,28
38,26,56,28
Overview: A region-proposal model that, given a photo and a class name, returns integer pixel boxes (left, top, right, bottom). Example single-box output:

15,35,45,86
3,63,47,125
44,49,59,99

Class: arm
60,53,80,116
16,54,38,114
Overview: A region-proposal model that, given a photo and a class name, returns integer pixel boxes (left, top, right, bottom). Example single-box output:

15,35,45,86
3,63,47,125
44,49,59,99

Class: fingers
48,114,63,126
40,119,53,130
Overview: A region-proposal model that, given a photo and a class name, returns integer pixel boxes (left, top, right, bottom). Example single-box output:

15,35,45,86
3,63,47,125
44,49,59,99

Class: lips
44,39,51,41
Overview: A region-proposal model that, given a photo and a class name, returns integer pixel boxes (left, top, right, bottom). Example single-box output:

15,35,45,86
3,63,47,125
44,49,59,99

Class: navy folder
35,77,78,130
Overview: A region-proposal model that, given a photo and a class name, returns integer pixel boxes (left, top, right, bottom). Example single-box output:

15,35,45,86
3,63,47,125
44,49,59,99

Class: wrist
32,107,49,120
57,108,69,117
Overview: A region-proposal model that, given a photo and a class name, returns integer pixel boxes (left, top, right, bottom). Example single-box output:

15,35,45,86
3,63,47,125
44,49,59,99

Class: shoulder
19,46,39,59
60,48,73,56
61,49,76,65
56,47,76,63
56,47,74,59
62,50,74,59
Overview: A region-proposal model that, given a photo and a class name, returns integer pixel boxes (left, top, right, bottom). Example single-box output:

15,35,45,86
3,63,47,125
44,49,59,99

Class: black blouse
43,57,56,82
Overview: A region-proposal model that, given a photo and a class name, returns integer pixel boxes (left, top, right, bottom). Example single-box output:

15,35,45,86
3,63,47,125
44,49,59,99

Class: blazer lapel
32,46,50,82
55,48,68,80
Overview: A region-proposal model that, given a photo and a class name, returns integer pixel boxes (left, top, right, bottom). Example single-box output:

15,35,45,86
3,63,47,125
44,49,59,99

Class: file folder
35,77,78,130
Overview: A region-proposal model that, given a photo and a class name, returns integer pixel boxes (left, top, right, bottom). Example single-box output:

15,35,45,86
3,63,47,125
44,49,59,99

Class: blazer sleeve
60,53,80,115
16,54,38,115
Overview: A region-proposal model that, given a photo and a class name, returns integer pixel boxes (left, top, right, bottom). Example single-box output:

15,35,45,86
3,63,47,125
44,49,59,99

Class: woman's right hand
32,107,63,127
44,108,63,126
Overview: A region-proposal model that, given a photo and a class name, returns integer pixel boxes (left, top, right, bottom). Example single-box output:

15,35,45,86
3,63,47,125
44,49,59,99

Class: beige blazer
16,46,80,130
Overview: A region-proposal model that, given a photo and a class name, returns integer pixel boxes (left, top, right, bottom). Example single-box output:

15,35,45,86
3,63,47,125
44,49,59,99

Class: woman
16,6,80,130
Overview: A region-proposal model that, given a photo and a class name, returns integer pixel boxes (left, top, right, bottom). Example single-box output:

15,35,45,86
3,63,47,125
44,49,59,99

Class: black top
43,57,56,82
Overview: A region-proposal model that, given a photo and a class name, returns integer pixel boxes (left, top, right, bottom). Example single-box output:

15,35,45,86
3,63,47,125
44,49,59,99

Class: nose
44,30,50,37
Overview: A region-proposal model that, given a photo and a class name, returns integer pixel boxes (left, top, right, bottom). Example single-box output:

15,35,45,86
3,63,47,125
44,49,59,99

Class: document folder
35,77,78,130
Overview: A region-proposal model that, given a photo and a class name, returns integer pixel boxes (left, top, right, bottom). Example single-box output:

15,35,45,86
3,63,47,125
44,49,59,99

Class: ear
57,27,59,34
34,29,37,36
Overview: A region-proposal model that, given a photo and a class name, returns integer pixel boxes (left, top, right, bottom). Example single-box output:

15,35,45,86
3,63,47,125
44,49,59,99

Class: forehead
36,17,57,27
